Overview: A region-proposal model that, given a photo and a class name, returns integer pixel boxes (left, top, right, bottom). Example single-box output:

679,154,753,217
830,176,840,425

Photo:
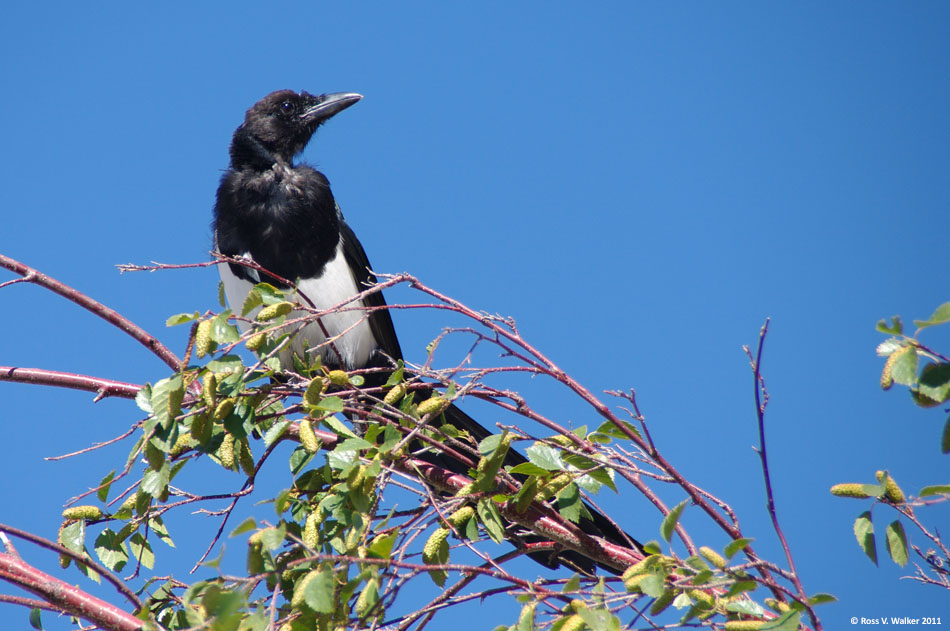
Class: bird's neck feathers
229,126,285,170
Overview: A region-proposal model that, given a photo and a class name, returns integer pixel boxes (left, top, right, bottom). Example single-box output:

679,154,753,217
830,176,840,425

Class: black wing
337,213,404,364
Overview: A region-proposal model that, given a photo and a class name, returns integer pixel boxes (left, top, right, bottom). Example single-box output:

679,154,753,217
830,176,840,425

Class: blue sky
1,3,948,629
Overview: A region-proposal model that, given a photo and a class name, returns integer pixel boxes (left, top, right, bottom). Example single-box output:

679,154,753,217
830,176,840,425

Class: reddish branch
0,366,140,400
0,253,181,372
0,548,142,631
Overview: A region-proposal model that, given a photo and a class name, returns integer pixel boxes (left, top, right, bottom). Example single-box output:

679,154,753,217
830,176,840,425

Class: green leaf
918,362,950,405
562,573,581,593
314,396,345,414
29,607,42,630
303,568,336,614
217,281,227,308
206,354,245,375
142,463,170,498
97,470,116,503
760,610,800,631
211,311,241,344
556,482,585,523
637,574,665,598
808,593,837,605
594,420,641,441
723,580,758,598
885,520,908,566
149,516,175,548
723,537,753,558
166,312,200,326
943,416,950,454
383,362,405,387
59,520,84,554
477,498,506,543
367,532,398,559
241,288,263,316
478,434,504,456
578,607,616,631
229,518,257,538
129,533,155,569
135,385,153,414
524,443,564,471
94,529,129,571
876,316,903,335
263,419,290,447
661,499,688,543
150,375,184,431
913,302,950,330
875,337,903,356
201,586,245,630
854,511,877,565
508,462,551,477
889,345,918,387
920,484,950,496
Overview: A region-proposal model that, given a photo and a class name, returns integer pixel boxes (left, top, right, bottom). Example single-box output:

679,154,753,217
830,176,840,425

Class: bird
212,89,638,573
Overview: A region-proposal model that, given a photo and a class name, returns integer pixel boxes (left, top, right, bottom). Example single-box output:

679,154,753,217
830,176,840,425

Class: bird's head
233,90,362,163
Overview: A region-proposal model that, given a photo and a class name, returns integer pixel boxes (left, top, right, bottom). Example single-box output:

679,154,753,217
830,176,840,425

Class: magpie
212,90,638,573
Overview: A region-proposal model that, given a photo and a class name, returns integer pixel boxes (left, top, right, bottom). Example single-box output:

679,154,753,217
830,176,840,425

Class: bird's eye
280,100,295,114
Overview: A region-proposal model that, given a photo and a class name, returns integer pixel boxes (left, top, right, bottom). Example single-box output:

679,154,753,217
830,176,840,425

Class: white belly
218,241,375,370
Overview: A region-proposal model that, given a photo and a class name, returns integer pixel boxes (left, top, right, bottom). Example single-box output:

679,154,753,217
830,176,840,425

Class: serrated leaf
508,462,551,477
524,443,564,471
723,537,753,558
637,573,665,598
808,593,837,605
230,518,257,538
918,362,950,404
262,419,290,447
562,573,581,593
211,311,240,344
59,520,84,553
141,463,170,498
241,288,263,316
303,568,336,613
149,516,175,548
217,281,226,308
913,302,950,330
854,511,877,565
661,499,688,543
885,520,908,566
578,607,615,631
201,586,244,629
94,529,129,571
166,312,200,326
128,533,155,569
723,580,758,598
556,482,584,523
135,385,153,414
761,610,801,631
595,420,641,441
150,375,184,431
920,484,950,496
889,345,918,386
875,337,903,356
724,598,766,616
477,498,506,543
314,395,345,414
97,470,115,503
383,362,405,387
876,316,903,335
206,354,244,375
367,532,398,559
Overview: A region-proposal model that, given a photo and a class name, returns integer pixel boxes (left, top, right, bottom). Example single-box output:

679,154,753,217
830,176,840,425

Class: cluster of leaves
829,301,950,588
36,277,827,631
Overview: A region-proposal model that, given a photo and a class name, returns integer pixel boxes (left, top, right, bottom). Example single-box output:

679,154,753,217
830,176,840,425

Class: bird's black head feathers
229,90,362,167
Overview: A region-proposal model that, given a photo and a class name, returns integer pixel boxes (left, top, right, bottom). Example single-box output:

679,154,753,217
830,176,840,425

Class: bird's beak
302,92,363,124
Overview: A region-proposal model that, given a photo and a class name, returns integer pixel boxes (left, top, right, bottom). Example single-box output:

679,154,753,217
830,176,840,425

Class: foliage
830,301,950,589
0,254,826,630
